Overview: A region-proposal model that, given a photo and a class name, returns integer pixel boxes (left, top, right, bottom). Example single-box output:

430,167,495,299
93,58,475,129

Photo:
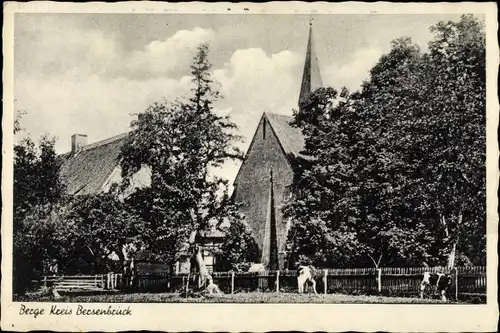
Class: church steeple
298,20,323,107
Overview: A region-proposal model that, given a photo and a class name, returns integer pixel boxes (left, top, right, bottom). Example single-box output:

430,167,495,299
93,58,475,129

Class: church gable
232,113,296,266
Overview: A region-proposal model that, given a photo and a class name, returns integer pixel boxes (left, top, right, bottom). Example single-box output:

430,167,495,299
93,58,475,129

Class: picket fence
38,266,486,301
132,265,486,300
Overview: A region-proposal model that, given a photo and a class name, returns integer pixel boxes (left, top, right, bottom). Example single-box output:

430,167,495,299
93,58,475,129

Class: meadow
16,291,455,304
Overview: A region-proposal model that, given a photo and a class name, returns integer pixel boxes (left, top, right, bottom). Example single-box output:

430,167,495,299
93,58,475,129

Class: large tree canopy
119,44,243,264
285,15,485,268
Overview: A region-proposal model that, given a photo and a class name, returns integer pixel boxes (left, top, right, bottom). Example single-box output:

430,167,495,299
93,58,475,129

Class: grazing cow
420,272,453,301
297,265,318,294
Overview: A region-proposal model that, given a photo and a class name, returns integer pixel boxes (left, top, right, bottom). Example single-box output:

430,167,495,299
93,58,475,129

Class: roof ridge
79,132,129,152
264,111,294,118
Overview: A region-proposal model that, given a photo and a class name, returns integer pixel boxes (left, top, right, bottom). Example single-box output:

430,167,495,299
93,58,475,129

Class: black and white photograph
2,2,498,332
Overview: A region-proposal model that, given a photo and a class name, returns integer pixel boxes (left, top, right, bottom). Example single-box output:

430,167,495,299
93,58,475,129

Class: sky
14,13,465,186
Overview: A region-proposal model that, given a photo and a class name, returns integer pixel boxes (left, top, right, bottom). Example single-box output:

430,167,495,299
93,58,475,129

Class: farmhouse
232,23,322,270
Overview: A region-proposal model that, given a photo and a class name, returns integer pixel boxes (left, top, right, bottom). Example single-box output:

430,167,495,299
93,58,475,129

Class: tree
409,15,486,266
350,37,436,267
284,87,365,268
119,43,243,267
13,115,66,294
59,193,146,273
15,192,145,280
14,135,65,224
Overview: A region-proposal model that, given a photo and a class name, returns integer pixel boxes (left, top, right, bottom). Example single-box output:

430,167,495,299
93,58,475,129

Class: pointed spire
298,19,323,107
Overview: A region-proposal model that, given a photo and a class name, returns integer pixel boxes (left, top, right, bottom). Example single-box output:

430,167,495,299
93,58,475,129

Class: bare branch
377,250,383,267
367,253,378,267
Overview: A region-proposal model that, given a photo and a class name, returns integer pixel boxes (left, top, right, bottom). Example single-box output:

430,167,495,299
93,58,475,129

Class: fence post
323,269,328,294
276,271,280,293
377,268,382,293
454,268,459,301
231,271,235,294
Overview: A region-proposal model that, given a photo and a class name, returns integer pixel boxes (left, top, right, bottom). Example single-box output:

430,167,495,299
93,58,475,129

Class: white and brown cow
297,265,318,294
420,272,453,301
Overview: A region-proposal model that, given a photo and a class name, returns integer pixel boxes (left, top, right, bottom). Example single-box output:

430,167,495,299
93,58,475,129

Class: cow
420,272,453,301
297,265,318,294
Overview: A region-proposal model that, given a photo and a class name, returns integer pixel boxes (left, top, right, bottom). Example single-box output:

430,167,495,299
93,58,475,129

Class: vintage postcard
2,1,499,332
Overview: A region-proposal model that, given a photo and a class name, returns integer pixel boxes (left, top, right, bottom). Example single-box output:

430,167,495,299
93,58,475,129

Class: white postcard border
2,2,498,332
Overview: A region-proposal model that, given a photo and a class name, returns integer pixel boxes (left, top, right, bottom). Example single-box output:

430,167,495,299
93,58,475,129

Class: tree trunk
187,244,222,295
116,250,125,273
447,240,457,269
193,245,210,289
445,212,462,270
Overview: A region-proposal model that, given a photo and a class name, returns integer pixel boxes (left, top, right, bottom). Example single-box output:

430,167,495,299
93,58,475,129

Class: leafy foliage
215,212,261,272
15,193,145,278
285,15,486,268
13,127,66,294
119,44,244,264
14,135,65,224
61,193,146,273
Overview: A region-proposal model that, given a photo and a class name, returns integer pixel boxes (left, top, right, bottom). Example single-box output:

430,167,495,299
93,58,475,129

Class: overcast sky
14,13,466,185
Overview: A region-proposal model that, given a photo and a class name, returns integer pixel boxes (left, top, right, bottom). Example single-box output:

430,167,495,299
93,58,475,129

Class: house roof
264,112,307,159
58,132,128,195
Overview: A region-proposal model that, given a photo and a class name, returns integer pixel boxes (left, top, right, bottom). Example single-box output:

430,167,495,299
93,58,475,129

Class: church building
232,23,324,270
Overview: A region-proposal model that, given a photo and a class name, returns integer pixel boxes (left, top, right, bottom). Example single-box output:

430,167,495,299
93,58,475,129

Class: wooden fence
37,275,107,292
36,266,486,300
150,266,486,300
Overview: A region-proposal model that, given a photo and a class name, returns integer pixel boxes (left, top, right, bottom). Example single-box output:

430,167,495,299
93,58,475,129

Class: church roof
298,22,323,106
264,112,307,159
58,132,128,195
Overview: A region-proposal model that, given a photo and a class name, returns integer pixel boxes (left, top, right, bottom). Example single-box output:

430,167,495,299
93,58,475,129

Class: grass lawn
16,291,456,304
